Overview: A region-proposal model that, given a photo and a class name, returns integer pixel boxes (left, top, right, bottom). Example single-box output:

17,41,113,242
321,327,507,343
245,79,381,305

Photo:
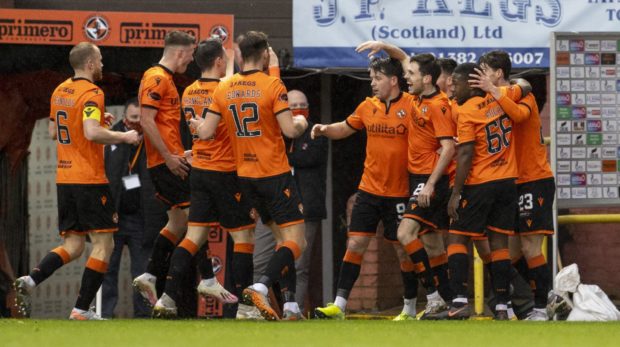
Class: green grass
1,319,620,347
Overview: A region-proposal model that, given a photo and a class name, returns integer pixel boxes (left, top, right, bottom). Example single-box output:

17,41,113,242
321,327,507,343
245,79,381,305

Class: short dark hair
479,50,511,80
410,53,441,85
124,97,139,110
239,31,269,63
437,58,457,76
194,38,224,71
453,62,485,97
368,57,407,90
164,30,195,47
69,42,98,70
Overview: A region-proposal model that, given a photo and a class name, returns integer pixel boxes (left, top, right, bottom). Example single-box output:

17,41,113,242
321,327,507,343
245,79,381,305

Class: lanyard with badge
122,140,143,190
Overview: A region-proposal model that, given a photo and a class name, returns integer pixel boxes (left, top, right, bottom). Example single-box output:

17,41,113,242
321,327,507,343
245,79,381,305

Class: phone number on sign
431,51,545,66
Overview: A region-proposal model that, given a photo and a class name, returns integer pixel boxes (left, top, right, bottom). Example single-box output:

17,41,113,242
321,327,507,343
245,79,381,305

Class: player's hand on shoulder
123,130,141,145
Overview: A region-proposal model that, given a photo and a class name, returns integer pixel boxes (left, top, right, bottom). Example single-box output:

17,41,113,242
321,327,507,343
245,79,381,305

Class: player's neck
497,79,510,87
158,58,177,74
421,84,437,96
201,69,222,80
242,60,264,72
382,88,401,103
73,70,93,82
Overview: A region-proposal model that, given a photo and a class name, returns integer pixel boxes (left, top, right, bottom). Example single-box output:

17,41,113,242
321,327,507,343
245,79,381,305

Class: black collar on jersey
71,77,93,83
199,78,220,82
419,86,440,101
240,69,261,75
155,63,174,75
381,91,403,113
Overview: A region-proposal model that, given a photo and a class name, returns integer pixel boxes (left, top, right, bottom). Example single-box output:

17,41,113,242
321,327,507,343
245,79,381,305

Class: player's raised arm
356,41,409,70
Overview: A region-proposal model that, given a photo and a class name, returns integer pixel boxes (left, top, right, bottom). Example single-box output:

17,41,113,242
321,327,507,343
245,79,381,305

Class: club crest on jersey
148,91,161,101
538,197,544,206
101,195,107,205
112,212,119,224
234,192,242,202
461,199,468,209
421,106,428,114
298,203,304,214
283,188,291,198
396,109,406,119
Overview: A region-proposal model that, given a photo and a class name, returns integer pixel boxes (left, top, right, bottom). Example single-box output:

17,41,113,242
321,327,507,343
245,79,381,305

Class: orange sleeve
346,100,367,130
140,72,168,109
457,106,476,144
431,99,456,138
270,79,290,116
500,85,523,102
207,82,224,116
496,93,531,124
268,66,280,78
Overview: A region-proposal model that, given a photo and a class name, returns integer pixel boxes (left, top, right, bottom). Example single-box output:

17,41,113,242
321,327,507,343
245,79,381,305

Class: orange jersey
347,92,411,197
496,93,553,184
208,70,291,179
138,64,184,168
457,86,523,185
408,90,456,175
182,78,235,172
50,78,108,184
447,98,459,186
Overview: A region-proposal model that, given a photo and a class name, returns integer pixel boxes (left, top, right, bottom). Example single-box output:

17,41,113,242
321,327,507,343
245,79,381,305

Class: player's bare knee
521,235,544,259
62,235,85,259
421,232,445,258
347,236,370,253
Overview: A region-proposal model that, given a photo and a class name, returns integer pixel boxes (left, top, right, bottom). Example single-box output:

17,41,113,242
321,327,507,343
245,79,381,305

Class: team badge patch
149,91,162,101
82,106,101,121
397,109,406,119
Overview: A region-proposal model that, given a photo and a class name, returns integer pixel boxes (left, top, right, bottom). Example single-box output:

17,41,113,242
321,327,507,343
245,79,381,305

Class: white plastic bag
554,263,580,294
567,284,620,321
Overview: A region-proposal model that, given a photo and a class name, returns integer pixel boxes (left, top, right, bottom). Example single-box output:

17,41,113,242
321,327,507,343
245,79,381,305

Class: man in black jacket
286,90,328,311
102,98,167,318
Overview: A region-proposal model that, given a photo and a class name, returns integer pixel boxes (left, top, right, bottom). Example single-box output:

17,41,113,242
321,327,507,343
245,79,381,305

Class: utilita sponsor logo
0,18,72,42
120,22,199,44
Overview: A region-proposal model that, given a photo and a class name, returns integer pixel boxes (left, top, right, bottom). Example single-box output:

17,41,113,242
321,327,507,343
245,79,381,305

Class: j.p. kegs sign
293,0,620,68
0,9,233,48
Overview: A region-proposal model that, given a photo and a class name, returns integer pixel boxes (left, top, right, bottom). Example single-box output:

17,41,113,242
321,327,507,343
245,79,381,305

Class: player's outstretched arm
356,41,409,69
194,112,220,140
83,118,140,145
311,121,356,140
277,110,308,139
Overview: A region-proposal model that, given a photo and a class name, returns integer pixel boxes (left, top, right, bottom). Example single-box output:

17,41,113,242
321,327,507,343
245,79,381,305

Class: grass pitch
2,319,619,347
